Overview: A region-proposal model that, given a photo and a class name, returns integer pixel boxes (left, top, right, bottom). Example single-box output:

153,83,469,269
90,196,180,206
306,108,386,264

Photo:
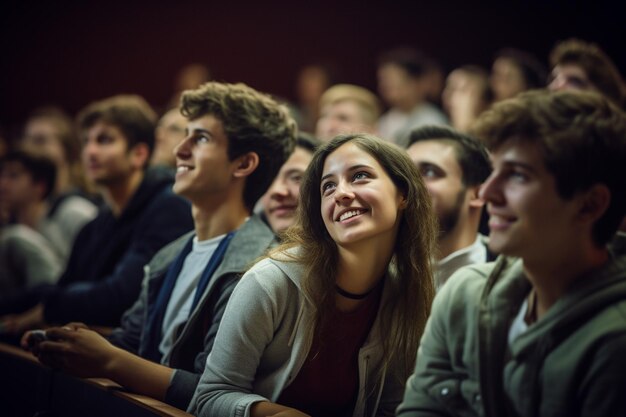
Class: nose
174,136,192,159
334,180,355,204
268,178,289,199
82,139,98,160
478,172,503,205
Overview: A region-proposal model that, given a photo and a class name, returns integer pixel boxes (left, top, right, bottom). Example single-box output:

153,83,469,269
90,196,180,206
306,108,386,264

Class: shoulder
237,256,303,301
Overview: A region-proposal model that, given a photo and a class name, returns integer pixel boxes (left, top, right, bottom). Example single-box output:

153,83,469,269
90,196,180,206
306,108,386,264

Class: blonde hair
319,84,382,125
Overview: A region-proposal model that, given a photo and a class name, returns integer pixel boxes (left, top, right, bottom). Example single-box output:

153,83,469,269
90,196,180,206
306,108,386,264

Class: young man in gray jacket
398,90,626,417
24,82,297,410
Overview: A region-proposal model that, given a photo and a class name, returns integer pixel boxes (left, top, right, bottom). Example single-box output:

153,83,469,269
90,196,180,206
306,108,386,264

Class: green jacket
398,234,626,417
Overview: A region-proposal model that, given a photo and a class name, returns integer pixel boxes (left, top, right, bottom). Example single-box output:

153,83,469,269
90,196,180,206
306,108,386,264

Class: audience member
294,64,334,133
548,38,626,108
442,65,493,132
150,107,187,169
377,47,448,146
315,84,381,142
20,107,98,258
25,82,297,410
406,126,492,289
0,151,64,293
398,90,626,417
490,48,546,102
0,95,193,335
188,133,437,417
260,132,320,234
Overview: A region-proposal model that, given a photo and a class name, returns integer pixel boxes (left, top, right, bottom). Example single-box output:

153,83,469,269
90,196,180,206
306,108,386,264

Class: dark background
1,0,624,136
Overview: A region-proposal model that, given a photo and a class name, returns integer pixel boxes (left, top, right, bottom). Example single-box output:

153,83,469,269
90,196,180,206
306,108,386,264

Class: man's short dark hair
1,149,57,199
472,90,626,246
181,82,297,211
77,95,157,157
378,47,435,79
296,132,321,154
407,125,491,187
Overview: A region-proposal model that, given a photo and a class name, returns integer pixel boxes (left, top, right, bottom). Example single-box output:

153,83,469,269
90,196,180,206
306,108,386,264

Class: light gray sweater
188,254,405,417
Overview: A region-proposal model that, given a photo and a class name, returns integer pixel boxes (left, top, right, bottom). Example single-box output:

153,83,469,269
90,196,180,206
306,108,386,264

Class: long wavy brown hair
270,133,437,381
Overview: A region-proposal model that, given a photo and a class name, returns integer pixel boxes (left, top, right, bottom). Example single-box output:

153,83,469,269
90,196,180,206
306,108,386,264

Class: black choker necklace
335,284,374,300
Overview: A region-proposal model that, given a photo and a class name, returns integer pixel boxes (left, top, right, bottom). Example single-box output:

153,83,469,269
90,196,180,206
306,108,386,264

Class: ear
467,185,485,209
232,152,260,179
129,143,150,169
578,184,611,223
397,193,408,210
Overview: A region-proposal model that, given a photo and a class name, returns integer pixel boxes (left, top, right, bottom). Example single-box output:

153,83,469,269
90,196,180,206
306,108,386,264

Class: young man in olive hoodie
398,90,626,417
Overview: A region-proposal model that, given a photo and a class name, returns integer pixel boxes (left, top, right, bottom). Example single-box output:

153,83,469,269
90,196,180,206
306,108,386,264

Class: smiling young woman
188,133,437,417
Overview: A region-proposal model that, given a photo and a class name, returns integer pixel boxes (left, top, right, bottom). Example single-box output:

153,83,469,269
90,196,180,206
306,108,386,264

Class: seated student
315,84,381,143
490,48,546,103
397,90,626,417
0,95,193,335
150,107,187,169
377,48,449,146
406,126,492,289
20,107,98,257
188,133,437,417
0,150,64,293
548,38,625,107
260,132,320,234
24,82,297,410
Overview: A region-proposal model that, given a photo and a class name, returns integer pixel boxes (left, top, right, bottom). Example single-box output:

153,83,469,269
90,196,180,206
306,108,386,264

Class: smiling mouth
176,166,192,173
337,209,367,222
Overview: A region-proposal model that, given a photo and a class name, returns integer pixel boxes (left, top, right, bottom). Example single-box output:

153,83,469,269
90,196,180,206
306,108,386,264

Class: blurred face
22,118,66,166
316,100,373,142
377,64,420,108
479,140,581,261
406,140,467,237
261,147,313,233
320,142,404,248
81,121,138,186
490,57,527,102
173,115,236,204
0,161,41,212
548,64,594,92
151,109,187,167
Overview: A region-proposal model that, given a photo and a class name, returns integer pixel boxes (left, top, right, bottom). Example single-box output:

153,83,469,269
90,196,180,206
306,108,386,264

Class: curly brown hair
181,82,297,211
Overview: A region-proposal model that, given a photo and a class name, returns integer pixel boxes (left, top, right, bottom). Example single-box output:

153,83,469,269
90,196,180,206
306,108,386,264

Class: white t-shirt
158,233,224,362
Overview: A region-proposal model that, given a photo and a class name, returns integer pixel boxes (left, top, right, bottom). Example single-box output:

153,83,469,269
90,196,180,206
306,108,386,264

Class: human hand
35,327,120,378
0,303,44,335
21,322,89,352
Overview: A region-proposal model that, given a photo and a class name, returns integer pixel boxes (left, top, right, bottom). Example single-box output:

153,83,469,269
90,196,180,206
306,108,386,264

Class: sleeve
107,265,151,354
164,274,240,409
396,271,478,417
187,264,287,417
578,332,626,417
42,192,192,326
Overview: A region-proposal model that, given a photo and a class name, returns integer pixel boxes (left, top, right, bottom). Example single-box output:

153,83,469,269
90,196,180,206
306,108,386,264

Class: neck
192,197,249,241
100,170,144,217
16,201,49,228
524,244,609,320
436,218,480,260
335,234,395,312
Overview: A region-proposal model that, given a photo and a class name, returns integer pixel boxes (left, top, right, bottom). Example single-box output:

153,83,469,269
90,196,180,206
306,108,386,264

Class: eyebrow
499,160,538,173
321,164,373,182
186,127,213,137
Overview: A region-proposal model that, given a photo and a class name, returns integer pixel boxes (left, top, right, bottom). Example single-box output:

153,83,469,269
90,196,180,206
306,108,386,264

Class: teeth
339,210,362,222
177,166,190,173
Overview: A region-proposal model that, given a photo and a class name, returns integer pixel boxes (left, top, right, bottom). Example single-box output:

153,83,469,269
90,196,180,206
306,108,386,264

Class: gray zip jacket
397,233,626,417
108,215,276,409
188,253,405,417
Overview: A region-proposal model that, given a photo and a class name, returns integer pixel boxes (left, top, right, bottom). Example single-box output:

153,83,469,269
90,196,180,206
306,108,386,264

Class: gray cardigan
108,215,276,409
188,253,405,417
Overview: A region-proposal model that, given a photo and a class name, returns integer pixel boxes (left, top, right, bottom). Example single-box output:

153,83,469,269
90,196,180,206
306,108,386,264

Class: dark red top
277,289,382,417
